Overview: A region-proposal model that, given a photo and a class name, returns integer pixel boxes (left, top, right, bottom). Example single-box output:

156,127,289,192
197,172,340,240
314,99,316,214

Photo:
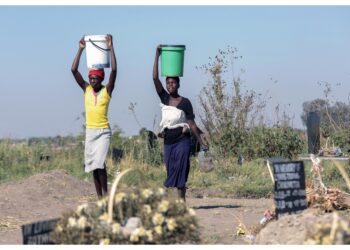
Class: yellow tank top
84,85,111,128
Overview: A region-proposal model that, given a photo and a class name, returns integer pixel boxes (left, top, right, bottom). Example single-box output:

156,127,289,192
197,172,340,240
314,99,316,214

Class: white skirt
84,128,111,173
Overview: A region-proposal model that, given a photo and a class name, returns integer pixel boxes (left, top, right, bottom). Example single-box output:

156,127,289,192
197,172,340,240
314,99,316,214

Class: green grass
103,157,348,198
0,140,90,183
1,140,349,198
188,158,274,198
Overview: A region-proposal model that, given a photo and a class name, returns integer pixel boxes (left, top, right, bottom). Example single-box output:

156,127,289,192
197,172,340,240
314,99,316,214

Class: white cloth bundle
159,103,189,133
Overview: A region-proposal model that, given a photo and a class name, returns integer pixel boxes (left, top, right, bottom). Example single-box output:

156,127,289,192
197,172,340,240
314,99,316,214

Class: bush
52,187,201,244
332,127,350,154
110,127,163,167
197,47,304,160
246,126,305,160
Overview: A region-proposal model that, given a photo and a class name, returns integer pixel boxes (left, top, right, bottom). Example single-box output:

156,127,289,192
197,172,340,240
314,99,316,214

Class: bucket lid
160,45,186,48
84,35,107,42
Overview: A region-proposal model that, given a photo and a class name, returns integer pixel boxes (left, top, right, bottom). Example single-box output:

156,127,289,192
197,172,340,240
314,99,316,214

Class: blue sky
0,6,349,138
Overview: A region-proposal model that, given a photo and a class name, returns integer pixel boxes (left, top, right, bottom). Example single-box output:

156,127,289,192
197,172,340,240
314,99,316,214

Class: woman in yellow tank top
71,34,117,199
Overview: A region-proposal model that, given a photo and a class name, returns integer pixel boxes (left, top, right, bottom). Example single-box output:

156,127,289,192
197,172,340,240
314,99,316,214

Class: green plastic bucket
160,45,186,77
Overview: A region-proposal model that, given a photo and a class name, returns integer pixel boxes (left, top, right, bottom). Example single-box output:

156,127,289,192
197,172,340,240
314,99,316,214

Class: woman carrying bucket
71,34,116,199
153,45,208,201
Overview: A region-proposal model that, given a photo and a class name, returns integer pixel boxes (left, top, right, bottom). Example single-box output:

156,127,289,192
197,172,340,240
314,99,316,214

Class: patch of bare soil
254,209,350,244
0,170,96,244
186,195,274,244
0,170,274,245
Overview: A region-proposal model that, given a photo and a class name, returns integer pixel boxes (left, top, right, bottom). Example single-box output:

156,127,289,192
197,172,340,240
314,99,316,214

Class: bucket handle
89,38,111,52
107,168,146,224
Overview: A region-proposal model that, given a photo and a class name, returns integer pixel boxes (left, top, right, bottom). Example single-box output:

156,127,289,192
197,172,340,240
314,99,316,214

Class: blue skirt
163,137,191,188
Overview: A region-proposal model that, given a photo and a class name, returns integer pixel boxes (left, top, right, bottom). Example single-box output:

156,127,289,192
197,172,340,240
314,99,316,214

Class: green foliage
52,187,201,244
0,138,88,183
110,127,163,166
247,126,305,160
110,126,124,149
1,137,350,198
304,161,350,193
208,125,304,160
189,157,274,198
332,127,350,154
189,156,350,197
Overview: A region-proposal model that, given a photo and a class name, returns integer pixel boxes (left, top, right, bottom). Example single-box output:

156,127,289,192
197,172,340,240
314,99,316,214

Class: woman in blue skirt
153,45,208,201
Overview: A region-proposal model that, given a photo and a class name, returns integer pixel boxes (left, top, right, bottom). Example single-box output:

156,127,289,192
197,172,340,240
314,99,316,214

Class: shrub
331,127,350,154
197,47,304,160
110,127,163,167
245,126,305,160
52,187,201,244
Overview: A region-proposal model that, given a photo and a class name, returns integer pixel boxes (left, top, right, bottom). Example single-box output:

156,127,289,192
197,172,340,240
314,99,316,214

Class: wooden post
266,161,275,184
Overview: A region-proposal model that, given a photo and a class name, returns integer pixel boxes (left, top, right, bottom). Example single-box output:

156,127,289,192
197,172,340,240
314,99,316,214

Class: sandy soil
3,170,350,245
5,170,350,245
0,170,276,245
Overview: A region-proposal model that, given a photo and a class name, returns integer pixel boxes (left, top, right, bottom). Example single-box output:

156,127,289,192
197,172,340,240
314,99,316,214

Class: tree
301,82,350,153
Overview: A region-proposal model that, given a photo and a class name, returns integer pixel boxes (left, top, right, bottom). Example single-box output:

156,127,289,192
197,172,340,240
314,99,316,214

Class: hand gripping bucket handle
89,38,111,52
107,168,146,223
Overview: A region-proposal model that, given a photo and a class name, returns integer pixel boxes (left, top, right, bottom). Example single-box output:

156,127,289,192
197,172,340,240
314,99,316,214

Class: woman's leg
99,165,108,196
93,169,103,199
177,187,186,202
98,129,110,197
93,168,108,199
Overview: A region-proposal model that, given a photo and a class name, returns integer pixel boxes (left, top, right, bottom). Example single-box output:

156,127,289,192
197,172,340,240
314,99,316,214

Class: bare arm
106,34,117,96
152,45,165,95
71,36,88,92
188,120,208,149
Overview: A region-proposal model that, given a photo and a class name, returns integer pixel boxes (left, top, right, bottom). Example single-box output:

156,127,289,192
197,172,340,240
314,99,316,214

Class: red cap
88,69,105,80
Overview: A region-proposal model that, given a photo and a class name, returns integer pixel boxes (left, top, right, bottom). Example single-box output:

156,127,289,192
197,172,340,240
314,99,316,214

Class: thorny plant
196,46,303,159
197,46,267,134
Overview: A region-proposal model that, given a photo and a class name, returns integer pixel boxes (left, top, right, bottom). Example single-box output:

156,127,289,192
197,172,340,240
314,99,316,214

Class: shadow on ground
192,204,241,209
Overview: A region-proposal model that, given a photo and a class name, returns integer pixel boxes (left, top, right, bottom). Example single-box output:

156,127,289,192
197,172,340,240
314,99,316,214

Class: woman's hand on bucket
79,36,86,49
106,34,113,48
156,44,162,57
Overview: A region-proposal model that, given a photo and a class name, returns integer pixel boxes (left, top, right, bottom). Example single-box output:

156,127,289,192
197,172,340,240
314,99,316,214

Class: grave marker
272,161,307,219
22,218,59,244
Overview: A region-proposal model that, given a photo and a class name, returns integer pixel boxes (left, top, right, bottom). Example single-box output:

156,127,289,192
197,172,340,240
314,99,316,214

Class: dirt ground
2,170,349,245
0,169,276,245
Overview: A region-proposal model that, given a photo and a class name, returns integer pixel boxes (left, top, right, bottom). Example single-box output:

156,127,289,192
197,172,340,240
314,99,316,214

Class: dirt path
186,197,273,244
0,170,273,244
